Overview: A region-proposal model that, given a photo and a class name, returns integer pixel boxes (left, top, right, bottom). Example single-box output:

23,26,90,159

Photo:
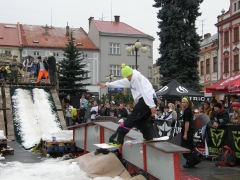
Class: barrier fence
206,125,240,165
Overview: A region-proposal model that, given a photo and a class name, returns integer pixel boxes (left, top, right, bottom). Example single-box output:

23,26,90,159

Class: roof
92,20,145,35
20,24,98,50
200,33,218,47
0,23,20,47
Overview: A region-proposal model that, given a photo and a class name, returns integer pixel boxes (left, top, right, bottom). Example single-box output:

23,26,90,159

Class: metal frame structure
71,121,189,180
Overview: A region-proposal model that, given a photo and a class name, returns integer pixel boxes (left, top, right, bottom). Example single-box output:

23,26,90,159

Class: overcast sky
1,0,230,63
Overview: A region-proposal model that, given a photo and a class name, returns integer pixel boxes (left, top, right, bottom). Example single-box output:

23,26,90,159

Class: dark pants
49,69,56,84
65,117,72,127
109,98,154,144
181,131,200,166
11,70,18,82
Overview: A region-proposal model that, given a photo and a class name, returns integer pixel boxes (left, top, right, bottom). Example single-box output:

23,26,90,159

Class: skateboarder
97,64,157,145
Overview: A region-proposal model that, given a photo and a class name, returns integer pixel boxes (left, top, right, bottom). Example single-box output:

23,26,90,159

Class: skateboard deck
193,114,210,132
94,136,169,149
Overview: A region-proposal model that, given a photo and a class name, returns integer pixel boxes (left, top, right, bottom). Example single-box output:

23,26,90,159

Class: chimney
204,33,211,39
88,17,94,28
66,22,70,36
45,24,49,34
114,15,120,22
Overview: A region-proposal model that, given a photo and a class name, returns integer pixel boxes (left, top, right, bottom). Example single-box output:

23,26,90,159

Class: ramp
0,84,66,145
72,121,189,180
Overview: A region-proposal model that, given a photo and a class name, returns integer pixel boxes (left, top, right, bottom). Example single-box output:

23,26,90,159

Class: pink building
198,33,218,90
216,0,240,80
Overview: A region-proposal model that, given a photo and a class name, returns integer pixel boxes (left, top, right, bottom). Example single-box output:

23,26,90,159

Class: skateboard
94,136,169,149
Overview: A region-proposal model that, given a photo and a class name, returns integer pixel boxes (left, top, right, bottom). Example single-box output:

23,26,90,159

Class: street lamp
106,74,116,82
126,39,148,70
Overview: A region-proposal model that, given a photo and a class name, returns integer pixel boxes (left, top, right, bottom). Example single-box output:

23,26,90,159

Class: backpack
216,145,236,167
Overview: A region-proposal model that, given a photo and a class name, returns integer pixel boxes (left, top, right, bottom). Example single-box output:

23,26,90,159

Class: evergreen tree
58,31,90,98
153,0,203,91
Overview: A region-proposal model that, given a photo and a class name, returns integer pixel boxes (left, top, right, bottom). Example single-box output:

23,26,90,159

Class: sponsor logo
232,131,240,151
210,128,224,147
209,147,218,154
158,86,168,93
176,86,188,93
195,119,202,127
228,85,240,93
220,74,240,86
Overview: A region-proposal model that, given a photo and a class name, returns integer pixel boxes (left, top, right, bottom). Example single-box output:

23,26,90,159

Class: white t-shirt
90,106,98,120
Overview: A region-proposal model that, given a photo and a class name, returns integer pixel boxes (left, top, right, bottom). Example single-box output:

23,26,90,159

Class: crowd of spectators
0,54,56,84
61,92,240,132
62,94,133,128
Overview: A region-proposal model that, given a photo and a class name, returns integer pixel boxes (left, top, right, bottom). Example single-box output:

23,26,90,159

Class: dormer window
77,43,82,46
0,36,3,39
33,40,39,43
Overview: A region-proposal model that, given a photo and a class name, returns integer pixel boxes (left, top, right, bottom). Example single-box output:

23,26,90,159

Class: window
109,43,120,54
110,65,121,76
34,51,39,55
234,55,239,71
148,66,152,78
213,56,218,72
148,46,152,57
54,52,59,56
206,59,210,74
224,58,229,73
224,31,229,45
22,50,27,56
82,63,90,78
5,50,11,55
200,61,204,75
129,65,136,70
234,27,239,42
130,49,136,55
234,3,237,11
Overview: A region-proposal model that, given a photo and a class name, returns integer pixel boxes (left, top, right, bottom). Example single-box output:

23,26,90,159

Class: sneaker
143,138,153,142
108,139,122,146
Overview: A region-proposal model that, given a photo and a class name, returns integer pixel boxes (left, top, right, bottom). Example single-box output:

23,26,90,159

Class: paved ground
1,140,240,180
2,140,43,163
180,155,240,180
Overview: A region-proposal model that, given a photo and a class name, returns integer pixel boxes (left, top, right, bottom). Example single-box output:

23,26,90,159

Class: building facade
198,33,218,90
152,63,161,90
88,16,154,96
0,23,21,64
215,0,240,80
19,24,99,93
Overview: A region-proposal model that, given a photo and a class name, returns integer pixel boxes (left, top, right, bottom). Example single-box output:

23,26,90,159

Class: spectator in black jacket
118,103,128,118
77,106,85,124
47,53,56,85
210,102,229,128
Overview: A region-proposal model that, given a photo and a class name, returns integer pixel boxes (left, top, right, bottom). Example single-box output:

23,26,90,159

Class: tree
153,0,203,91
58,31,90,98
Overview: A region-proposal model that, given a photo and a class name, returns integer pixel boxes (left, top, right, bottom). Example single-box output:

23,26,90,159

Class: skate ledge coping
71,121,190,154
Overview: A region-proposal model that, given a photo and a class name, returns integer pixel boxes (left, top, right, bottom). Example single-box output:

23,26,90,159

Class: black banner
206,127,228,155
227,125,240,164
206,125,240,165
